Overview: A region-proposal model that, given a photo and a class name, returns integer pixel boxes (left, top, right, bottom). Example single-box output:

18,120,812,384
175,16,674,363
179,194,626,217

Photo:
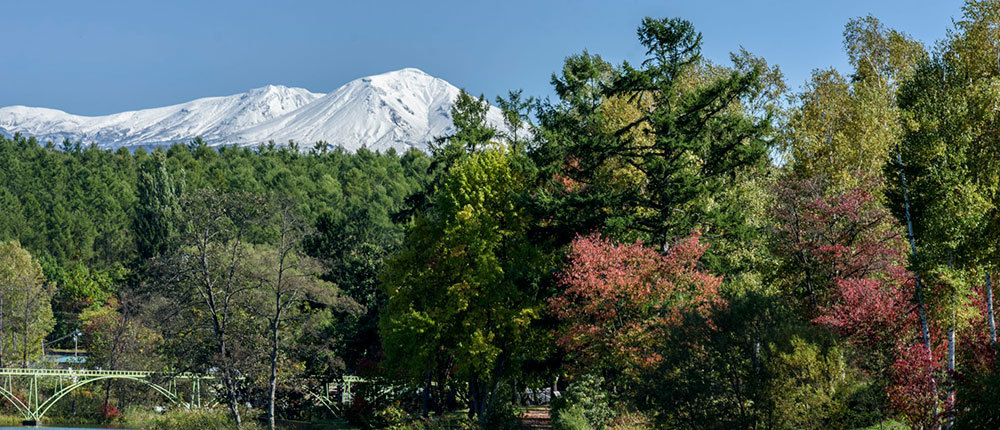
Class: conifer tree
134,151,181,261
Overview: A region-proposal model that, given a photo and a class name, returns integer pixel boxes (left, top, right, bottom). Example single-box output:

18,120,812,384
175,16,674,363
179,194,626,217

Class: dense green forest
4,2,1000,429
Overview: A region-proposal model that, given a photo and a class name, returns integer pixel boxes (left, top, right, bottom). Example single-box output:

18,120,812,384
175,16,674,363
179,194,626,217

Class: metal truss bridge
302,375,365,415
0,368,214,424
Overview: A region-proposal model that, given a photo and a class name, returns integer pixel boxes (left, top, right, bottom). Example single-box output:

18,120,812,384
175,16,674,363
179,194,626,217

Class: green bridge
302,375,365,416
0,368,214,424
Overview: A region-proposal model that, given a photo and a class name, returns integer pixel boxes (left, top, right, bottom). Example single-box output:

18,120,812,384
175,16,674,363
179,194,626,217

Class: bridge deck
0,368,212,379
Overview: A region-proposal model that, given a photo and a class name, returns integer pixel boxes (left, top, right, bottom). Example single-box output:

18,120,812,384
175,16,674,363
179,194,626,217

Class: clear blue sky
1,0,964,116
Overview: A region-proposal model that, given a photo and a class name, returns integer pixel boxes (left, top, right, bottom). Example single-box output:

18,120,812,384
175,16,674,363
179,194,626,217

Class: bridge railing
0,368,213,379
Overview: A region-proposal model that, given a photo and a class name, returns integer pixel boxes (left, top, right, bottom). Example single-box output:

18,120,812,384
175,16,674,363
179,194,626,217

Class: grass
854,420,910,430
121,408,264,430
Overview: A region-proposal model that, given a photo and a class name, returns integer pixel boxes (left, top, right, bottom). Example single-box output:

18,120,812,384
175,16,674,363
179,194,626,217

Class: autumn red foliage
550,231,724,373
771,178,961,425
814,270,915,350
889,342,946,428
772,178,907,310
959,285,998,373
99,402,121,421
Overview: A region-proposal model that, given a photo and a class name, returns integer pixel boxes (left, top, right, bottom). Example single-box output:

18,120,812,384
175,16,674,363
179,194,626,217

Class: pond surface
0,427,129,429
0,418,340,429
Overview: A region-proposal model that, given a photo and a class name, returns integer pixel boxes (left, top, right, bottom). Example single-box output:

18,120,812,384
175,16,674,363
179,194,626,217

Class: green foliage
8,6,1000,429
533,17,776,279
0,133,429,377
129,408,262,430
134,151,181,260
954,354,1000,429
79,299,162,371
553,404,594,430
785,16,925,193
551,375,614,430
381,147,544,422
0,240,56,367
762,335,858,429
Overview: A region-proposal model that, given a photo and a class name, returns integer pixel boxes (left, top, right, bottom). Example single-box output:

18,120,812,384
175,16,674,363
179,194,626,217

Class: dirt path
519,407,552,429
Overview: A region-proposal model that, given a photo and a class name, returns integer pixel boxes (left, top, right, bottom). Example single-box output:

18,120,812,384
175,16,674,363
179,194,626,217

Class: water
0,419,334,429
0,427,129,429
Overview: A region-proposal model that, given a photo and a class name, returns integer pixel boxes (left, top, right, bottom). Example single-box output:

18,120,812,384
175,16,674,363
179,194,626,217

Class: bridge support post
29,375,38,412
23,374,39,425
194,377,201,408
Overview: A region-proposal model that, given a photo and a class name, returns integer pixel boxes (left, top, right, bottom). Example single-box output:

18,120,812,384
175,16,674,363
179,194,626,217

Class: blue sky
0,0,964,116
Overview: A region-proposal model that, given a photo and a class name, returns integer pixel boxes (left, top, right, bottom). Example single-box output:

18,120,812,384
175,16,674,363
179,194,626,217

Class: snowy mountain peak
0,69,505,152
364,67,434,83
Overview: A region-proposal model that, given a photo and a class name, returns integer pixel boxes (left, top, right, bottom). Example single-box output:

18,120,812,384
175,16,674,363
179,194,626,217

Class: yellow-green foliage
380,148,542,385
126,408,263,430
0,240,56,367
785,16,925,193
764,336,853,429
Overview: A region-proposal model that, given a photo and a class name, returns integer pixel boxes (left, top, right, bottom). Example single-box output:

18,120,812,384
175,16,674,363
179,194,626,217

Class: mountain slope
0,68,506,152
0,85,322,147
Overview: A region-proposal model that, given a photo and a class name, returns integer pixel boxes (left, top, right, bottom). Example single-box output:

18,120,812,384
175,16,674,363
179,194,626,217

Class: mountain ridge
0,68,505,152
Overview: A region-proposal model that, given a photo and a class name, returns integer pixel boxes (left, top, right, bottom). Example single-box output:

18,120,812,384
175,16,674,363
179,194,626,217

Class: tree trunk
467,378,478,420
202,245,241,426
987,272,996,345
422,370,431,418
267,318,279,430
218,338,241,426
268,228,291,430
473,378,489,428
897,146,932,352
947,326,956,430
513,377,521,406
104,380,113,411
897,145,939,426
22,298,30,368
0,293,5,368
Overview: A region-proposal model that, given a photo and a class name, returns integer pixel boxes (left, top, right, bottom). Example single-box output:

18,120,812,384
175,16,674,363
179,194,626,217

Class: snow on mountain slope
0,68,507,152
232,68,506,152
0,85,322,147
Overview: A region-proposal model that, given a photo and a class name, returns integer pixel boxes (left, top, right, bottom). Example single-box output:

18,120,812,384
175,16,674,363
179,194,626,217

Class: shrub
483,398,521,429
99,403,121,421
344,396,410,429
551,374,613,430
607,411,651,430
553,404,593,430
135,408,260,430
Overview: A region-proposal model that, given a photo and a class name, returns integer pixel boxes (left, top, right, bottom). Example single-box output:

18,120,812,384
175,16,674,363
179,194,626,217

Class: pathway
519,407,551,429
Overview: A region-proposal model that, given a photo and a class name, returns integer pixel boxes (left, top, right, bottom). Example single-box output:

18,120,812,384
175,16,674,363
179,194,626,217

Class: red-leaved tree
889,342,947,429
549,231,725,374
814,271,916,352
774,177,951,426
772,177,907,312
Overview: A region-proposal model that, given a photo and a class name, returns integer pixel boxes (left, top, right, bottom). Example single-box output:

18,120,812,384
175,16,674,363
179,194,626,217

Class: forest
3,2,1000,429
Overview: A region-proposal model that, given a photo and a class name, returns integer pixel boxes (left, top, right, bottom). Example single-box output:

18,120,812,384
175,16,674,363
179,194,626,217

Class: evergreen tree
133,151,181,261
533,17,777,273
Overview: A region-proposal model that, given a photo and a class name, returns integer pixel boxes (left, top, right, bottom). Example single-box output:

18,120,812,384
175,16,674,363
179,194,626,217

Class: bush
607,411,651,430
375,404,409,427
344,396,410,429
99,403,121,421
132,408,260,430
389,415,477,430
553,404,593,430
551,374,613,430
481,383,521,430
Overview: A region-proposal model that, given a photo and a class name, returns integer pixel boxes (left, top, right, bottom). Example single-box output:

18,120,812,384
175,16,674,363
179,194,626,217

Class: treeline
0,134,430,426
3,2,1000,429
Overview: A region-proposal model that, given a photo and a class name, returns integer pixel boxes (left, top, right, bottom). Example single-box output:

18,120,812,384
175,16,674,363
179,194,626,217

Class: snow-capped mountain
0,68,507,152
0,85,322,148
